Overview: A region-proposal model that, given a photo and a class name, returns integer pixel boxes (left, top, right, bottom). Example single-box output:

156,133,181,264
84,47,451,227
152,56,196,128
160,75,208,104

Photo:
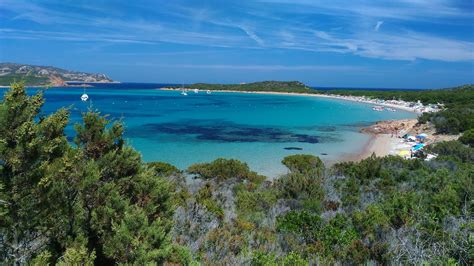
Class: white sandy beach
159,88,423,113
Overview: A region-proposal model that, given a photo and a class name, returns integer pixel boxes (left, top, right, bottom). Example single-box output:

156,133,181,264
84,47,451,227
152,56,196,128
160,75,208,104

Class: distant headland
169,81,316,94
0,63,116,86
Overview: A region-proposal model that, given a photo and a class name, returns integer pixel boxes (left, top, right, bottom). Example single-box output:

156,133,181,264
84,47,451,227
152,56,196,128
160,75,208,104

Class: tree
0,82,69,263
1,83,176,264
45,112,175,264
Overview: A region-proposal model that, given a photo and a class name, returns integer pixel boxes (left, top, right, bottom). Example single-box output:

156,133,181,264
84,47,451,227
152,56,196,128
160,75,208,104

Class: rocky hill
0,63,115,86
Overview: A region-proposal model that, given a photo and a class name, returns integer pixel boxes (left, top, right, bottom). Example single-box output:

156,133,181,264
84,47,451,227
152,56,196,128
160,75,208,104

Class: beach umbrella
411,143,425,151
399,150,410,156
418,133,428,137
416,135,426,139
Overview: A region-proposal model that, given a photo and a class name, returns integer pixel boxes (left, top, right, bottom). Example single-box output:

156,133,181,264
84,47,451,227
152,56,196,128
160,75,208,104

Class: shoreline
159,88,421,113
159,88,425,164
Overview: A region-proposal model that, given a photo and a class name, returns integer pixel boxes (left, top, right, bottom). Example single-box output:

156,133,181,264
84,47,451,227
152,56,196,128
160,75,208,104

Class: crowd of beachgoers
318,93,443,113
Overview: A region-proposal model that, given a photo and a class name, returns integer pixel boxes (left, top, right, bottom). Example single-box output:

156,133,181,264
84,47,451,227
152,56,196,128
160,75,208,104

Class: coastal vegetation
174,150,472,264
0,83,181,264
320,84,474,135
184,81,316,94
1,82,473,264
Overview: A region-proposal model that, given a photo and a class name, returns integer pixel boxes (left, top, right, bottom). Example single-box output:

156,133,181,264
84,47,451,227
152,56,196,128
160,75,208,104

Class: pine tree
0,82,69,263
1,83,176,264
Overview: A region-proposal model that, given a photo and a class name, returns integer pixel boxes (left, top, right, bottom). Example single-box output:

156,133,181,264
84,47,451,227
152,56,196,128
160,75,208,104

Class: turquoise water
9,85,416,176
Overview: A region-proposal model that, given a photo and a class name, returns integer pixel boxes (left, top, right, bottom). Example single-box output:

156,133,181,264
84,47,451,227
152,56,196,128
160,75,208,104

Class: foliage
281,154,324,176
185,81,315,94
147,161,180,176
321,84,474,134
459,129,474,147
426,140,474,163
195,182,224,219
275,156,326,211
0,73,50,86
187,158,264,183
319,84,474,107
0,83,177,264
2,82,473,265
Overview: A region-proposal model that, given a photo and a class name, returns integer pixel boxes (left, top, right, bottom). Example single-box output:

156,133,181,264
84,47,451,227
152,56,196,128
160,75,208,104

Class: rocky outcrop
0,62,115,86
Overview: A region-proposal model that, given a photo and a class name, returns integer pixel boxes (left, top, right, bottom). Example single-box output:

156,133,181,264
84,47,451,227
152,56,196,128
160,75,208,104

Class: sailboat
180,83,187,96
81,86,89,101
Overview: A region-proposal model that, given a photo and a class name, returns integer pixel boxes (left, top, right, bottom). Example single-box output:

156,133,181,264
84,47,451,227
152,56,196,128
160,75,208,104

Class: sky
0,0,473,88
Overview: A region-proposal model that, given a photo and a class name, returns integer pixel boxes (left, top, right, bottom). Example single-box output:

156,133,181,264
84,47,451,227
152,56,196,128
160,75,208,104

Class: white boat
81,93,89,101
180,83,187,95
193,89,199,94
372,106,384,111
386,107,396,112
206,90,211,94
80,86,89,101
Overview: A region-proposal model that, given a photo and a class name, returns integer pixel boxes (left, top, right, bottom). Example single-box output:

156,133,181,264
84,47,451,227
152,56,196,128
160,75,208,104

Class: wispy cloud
374,21,384,31
105,62,366,71
1,0,473,63
238,25,265,46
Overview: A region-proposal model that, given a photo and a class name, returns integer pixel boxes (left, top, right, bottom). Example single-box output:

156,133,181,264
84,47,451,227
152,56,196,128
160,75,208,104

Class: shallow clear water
5,84,416,177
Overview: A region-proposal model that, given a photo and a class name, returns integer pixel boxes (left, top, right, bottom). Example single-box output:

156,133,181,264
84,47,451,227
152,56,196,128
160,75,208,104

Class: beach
160,88,430,164
159,88,424,113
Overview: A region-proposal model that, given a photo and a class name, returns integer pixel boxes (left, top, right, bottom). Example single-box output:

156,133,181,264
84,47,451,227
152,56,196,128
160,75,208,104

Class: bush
276,210,322,236
275,173,324,203
251,251,277,266
147,161,180,176
427,140,474,163
459,129,474,147
195,182,224,219
282,154,324,176
281,252,307,266
236,189,277,222
187,158,262,182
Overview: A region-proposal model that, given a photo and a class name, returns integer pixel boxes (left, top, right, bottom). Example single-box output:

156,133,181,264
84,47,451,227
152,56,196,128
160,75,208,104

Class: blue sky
0,0,473,88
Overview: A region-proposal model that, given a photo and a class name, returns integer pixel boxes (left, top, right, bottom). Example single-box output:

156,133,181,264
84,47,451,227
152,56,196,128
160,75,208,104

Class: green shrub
459,129,474,147
276,210,322,236
275,172,324,202
187,158,262,182
280,252,307,266
236,189,277,222
147,161,180,176
251,251,277,266
426,140,474,163
282,154,324,176
195,183,224,219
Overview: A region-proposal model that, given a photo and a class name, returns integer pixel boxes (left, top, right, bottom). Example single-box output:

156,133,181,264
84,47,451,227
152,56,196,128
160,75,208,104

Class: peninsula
171,80,316,94
0,63,116,86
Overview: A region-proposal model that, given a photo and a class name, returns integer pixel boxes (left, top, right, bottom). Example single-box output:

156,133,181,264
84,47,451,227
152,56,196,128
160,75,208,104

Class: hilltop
183,81,315,94
0,63,115,86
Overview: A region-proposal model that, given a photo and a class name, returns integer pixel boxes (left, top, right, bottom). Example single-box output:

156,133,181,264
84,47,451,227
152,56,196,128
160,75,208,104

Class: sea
3,83,417,177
